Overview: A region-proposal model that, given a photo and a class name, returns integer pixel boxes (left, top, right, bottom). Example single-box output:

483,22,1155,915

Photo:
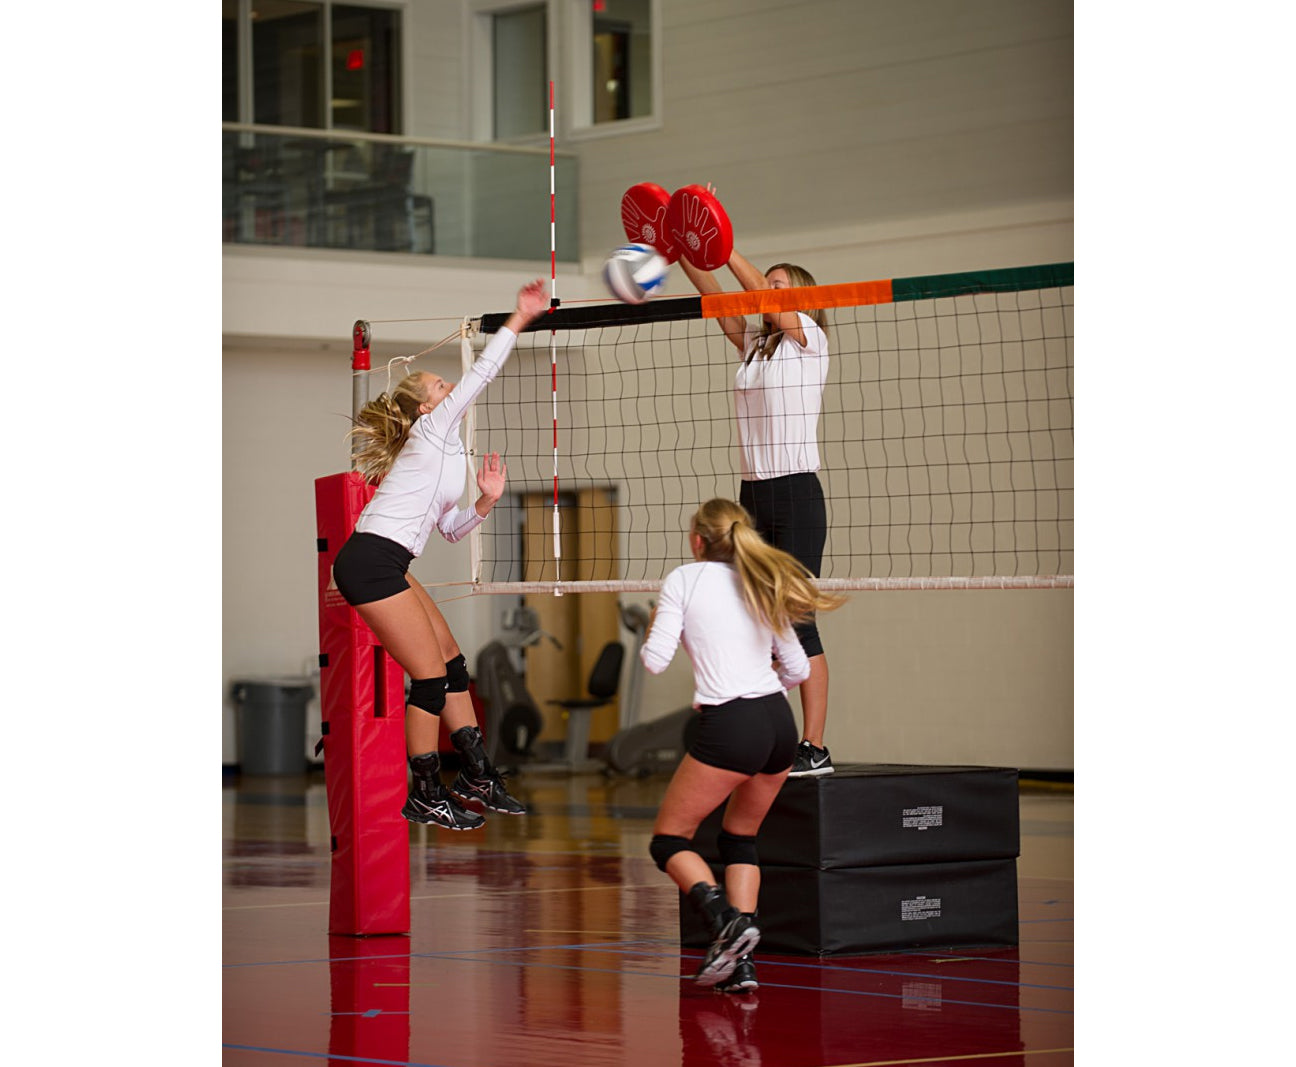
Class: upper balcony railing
222,124,579,262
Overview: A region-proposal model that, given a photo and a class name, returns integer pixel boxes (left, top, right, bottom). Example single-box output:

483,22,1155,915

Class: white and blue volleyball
602,243,670,304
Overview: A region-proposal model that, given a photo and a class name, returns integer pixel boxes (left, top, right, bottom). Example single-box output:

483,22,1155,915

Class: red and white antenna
549,79,562,592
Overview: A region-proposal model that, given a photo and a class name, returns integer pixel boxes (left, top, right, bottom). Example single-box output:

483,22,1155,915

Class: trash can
232,677,314,775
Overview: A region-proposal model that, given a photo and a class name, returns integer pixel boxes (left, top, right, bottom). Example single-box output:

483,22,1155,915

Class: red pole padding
315,471,410,936
328,934,410,1062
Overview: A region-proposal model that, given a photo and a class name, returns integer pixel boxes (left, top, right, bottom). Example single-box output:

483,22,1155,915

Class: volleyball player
678,213,836,777
643,498,842,991
330,279,549,831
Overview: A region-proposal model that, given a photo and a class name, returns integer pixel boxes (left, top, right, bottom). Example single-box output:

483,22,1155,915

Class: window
478,3,550,140
470,0,658,142
331,5,402,133
223,0,239,122
590,0,653,124
252,0,325,127
222,0,402,133
568,0,659,136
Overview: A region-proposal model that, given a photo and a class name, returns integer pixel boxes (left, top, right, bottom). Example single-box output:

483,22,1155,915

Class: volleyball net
455,261,1071,594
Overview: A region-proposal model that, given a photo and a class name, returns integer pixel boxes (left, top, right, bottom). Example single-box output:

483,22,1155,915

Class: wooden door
521,489,621,747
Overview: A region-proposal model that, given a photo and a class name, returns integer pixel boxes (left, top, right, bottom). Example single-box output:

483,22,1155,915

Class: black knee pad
717,829,759,867
407,675,447,715
649,834,694,873
444,653,470,693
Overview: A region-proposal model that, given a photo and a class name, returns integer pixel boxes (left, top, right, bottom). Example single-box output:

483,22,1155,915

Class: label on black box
902,804,943,830
901,895,943,921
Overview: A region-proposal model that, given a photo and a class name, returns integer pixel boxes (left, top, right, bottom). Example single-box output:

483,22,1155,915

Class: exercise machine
603,602,696,777
474,605,556,771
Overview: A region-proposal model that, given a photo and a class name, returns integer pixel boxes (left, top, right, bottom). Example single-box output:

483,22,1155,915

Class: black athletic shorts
688,692,799,776
331,532,415,606
739,472,826,658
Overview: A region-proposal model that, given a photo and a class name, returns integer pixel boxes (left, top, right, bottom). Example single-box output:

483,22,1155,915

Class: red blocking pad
620,182,680,263
315,471,410,936
666,184,734,271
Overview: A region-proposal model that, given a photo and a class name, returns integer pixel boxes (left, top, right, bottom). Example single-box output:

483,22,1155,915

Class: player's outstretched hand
515,279,550,321
477,451,508,505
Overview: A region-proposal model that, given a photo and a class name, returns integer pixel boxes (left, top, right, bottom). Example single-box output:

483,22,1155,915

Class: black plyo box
695,763,1020,869
679,857,1019,956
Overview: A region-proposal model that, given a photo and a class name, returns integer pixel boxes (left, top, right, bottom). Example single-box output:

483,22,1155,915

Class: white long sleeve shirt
640,561,810,706
735,312,829,480
354,327,518,556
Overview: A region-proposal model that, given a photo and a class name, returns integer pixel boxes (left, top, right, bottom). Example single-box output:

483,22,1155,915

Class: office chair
547,641,624,771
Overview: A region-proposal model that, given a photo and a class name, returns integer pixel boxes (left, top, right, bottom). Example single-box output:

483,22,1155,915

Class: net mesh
468,269,1073,590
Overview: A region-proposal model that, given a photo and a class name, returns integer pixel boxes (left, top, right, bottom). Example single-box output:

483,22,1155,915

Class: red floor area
223,772,1073,1066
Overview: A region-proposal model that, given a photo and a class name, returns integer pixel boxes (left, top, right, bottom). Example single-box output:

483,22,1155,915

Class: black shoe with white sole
713,954,759,994
448,725,528,814
695,913,761,988
787,740,834,777
404,749,485,830
401,789,485,830
450,769,527,814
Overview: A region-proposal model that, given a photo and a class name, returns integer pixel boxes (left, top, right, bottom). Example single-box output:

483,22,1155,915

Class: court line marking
423,941,1075,992
224,939,1074,980
369,956,1073,1015
422,941,1074,978
223,880,664,911
220,1043,1075,1067
827,1049,1073,1066
222,1045,439,1065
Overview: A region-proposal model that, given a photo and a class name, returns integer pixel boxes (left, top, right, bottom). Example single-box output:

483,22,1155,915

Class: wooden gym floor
223,767,1073,1066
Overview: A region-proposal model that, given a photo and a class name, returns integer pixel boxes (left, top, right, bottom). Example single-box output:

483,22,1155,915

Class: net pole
549,79,562,594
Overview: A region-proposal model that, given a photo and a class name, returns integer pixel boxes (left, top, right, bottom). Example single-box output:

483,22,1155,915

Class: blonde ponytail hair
691,498,843,633
347,371,428,483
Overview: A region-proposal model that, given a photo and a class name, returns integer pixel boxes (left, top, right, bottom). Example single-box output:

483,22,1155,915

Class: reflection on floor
224,768,1073,1066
